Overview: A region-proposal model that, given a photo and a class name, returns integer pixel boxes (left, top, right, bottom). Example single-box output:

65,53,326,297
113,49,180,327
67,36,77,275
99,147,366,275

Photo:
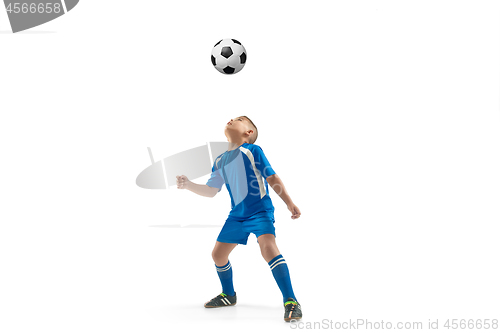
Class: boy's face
225,116,252,137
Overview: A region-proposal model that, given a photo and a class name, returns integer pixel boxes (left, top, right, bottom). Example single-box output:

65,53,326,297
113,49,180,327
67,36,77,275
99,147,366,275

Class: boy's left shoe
204,292,237,308
284,298,302,322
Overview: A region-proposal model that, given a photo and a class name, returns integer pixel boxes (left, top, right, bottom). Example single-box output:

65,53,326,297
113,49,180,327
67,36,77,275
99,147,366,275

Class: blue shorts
217,212,275,245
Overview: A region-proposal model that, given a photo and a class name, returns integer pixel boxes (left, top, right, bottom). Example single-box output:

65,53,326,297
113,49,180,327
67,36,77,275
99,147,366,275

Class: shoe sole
204,302,237,308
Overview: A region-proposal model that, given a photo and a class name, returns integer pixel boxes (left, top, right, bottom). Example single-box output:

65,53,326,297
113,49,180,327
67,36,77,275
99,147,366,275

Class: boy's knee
260,247,270,259
259,242,270,254
260,243,279,262
211,249,220,261
212,250,227,266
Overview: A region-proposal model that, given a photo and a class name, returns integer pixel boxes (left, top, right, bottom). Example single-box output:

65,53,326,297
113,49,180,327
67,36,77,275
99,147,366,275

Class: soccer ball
211,39,247,75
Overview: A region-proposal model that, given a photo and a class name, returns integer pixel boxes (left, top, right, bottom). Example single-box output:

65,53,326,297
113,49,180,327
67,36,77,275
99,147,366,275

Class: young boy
176,116,302,321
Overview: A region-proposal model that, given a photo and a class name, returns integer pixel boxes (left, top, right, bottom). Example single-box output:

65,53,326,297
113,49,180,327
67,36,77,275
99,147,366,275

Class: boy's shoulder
212,143,260,165
241,143,263,151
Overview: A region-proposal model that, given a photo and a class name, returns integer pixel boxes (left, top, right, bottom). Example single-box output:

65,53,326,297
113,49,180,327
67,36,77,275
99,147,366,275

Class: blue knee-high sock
268,254,297,303
215,261,235,297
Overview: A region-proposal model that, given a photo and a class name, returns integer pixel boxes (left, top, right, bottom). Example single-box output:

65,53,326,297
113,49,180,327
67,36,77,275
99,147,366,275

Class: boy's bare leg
257,234,281,262
212,241,238,266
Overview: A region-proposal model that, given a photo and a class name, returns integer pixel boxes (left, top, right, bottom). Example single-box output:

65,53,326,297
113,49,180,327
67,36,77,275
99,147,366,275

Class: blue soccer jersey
206,143,276,219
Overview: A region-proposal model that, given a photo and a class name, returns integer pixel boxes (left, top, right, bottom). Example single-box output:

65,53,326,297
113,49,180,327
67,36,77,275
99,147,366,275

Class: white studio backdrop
1,1,499,332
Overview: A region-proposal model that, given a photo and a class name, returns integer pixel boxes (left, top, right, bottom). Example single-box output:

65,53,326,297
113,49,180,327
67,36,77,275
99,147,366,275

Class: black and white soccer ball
211,39,247,75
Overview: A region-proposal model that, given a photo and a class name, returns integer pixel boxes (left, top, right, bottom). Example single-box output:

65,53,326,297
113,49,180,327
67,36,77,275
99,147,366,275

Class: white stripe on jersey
215,155,223,169
238,146,266,199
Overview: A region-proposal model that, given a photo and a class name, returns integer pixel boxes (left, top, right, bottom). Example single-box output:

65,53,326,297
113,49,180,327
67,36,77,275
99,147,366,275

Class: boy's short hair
241,116,258,144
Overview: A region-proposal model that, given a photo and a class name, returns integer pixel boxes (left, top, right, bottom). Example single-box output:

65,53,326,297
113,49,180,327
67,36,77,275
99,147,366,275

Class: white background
1,1,499,332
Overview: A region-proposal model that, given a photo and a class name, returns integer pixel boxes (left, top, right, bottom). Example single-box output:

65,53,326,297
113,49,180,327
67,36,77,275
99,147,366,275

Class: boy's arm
266,174,301,219
176,175,219,197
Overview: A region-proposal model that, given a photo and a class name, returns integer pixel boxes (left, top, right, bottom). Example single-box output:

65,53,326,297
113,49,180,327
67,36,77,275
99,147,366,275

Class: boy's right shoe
204,292,237,308
284,298,302,321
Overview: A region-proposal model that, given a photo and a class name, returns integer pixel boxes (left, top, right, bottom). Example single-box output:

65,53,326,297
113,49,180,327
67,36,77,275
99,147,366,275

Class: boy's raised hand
176,175,191,189
287,203,301,220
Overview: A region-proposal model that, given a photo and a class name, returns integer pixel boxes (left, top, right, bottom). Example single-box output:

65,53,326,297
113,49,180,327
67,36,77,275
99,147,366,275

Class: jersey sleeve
253,145,276,179
205,160,225,192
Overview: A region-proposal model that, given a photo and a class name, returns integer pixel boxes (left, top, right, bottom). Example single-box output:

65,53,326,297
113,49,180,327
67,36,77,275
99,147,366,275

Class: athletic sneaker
284,298,302,321
204,292,237,308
